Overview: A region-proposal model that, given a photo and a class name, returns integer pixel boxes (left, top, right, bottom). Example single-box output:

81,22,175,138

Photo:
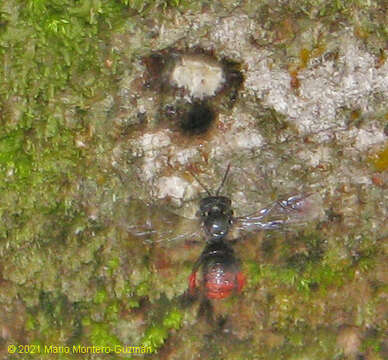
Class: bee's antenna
216,163,231,196
188,167,212,196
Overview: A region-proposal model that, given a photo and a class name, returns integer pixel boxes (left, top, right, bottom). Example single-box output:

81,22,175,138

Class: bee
126,164,320,300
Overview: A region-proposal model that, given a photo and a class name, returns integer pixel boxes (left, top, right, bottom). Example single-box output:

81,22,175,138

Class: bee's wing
233,193,323,233
125,199,203,246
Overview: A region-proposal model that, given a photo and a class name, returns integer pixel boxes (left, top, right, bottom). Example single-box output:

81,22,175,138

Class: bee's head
199,196,233,240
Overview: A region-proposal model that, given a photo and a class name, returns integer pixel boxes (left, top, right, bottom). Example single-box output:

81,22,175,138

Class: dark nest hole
180,101,215,135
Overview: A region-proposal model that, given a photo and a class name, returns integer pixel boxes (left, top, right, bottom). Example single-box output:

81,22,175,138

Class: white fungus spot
351,128,385,151
169,147,199,165
156,176,190,201
297,147,332,167
170,55,225,99
231,129,264,150
138,131,171,152
130,131,172,181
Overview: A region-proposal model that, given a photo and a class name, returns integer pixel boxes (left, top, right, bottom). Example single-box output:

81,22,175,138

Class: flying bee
125,164,321,300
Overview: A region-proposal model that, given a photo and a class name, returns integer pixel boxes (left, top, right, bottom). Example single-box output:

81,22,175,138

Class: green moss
25,292,86,351
136,281,152,297
247,256,353,296
122,282,141,308
93,289,108,305
246,261,261,286
105,301,120,321
89,322,121,348
302,263,348,292
247,262,299,288
162,307,183,330
272,327,338,360
107,257,120,276
141,324,168,352
25,314,36,331
127,298,140,308
38,292,70,326
0,129,32,179
81,316,92,327
140,307,183,353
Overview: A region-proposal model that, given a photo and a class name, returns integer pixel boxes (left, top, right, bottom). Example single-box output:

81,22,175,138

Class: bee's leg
198,298,214,324
180,250,205,305
184,239,202,246
236,271,246,293
178,289,197,308
216,315,228,330
188,271,197,296
177,270,199,308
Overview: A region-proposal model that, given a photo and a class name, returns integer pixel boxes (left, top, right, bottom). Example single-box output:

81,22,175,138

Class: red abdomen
204,265,245,300
188,240,245,300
